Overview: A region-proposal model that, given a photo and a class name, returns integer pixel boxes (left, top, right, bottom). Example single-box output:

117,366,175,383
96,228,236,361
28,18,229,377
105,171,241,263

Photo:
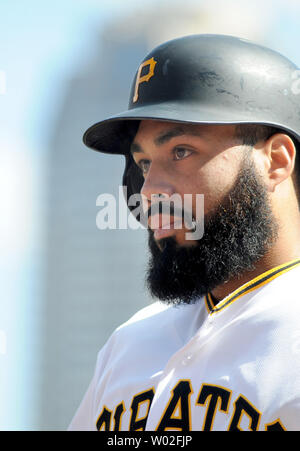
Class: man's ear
263,134,296,191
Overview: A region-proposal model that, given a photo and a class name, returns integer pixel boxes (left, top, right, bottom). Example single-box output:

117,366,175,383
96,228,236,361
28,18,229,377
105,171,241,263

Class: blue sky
0,0,142,144
0,0,299,149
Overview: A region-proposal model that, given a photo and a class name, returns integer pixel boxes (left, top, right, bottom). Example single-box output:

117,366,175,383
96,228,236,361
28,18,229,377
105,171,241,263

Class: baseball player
68,34,300,431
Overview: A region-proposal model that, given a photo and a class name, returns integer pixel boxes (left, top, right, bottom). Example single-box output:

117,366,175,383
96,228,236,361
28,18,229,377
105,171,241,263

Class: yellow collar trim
205,257,300,315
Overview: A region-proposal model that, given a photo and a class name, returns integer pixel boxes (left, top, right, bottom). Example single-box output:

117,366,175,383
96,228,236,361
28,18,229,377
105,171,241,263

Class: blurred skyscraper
39,33,150,430
39,1,271,430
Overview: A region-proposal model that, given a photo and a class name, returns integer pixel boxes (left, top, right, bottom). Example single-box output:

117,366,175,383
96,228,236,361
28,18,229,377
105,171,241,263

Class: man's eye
173,147,193,160
138,159,151,174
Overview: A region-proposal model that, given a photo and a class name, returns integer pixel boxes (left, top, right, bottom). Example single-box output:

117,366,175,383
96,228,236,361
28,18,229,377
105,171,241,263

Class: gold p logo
133,57,157,103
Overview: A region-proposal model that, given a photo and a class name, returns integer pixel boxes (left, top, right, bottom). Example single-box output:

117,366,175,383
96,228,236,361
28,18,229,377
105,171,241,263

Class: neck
211,217,300,303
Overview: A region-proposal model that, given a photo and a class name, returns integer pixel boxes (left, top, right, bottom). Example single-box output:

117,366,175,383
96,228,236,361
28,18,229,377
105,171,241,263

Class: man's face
132,121,247,244
131,120,278,304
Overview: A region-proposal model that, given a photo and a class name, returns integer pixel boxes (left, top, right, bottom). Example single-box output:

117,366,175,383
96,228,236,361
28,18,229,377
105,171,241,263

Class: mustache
144,201,195,230
148,202,184,218
145,201,194,221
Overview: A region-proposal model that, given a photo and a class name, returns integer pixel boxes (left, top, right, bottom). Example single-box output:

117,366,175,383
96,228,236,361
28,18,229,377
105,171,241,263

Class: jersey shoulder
117,300,171,329
94,298,205,375
114,298,204,343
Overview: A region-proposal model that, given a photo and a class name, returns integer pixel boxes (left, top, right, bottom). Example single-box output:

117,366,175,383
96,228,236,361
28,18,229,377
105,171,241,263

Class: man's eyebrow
130,126,203,156
154,126,202,146
130,142,143,155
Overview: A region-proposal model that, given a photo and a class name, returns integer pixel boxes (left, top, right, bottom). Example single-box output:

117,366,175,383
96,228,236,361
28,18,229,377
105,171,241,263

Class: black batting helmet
83,34,300,215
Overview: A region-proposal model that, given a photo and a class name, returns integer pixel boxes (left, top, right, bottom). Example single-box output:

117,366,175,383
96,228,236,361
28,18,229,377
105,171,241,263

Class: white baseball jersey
68,258,300,431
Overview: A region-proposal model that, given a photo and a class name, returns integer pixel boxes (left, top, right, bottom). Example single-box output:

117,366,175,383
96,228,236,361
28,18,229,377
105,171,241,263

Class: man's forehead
133,120,237,144
136,120,208,135
131,121,205,155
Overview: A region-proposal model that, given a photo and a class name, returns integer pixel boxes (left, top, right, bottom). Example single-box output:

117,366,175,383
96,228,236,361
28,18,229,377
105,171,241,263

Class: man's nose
140,163,176,202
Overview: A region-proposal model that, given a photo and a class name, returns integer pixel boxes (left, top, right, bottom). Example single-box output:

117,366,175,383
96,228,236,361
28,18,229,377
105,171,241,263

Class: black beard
145,152,279,306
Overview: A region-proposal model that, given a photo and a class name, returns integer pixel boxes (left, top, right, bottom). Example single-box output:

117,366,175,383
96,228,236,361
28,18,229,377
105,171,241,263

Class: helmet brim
83,101,300,155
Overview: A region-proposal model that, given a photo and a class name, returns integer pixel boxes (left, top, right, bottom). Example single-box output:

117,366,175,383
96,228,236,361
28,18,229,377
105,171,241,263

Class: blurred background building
0,0,299,430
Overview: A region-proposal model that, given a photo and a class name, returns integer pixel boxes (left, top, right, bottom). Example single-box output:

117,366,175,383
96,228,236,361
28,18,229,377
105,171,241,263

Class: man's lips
148,214,182,230
148,214,184,239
